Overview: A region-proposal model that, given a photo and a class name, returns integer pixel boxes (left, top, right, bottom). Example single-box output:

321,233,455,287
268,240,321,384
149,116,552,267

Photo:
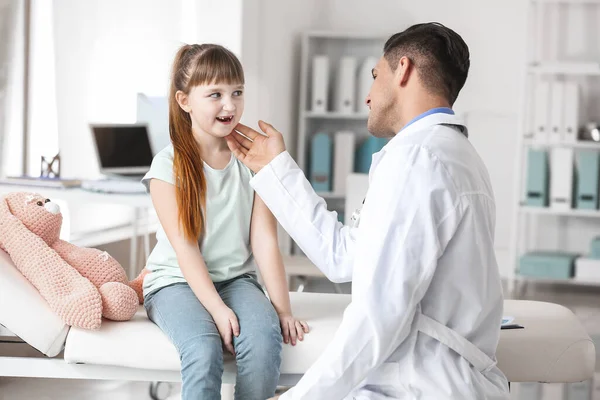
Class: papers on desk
81,179,146,194
0,176,82,188
501,316,524,330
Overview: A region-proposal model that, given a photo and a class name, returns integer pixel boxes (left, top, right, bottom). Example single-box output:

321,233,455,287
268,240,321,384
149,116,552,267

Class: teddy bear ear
0,195,12,217
3,192,28,216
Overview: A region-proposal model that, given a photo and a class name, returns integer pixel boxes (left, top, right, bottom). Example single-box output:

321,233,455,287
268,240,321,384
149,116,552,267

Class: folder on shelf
549,80,564,144
356,56,378,114
309,133,332,192
333,57,357,114
590,237,600,259
525,149,549,207
311,56,329,113
575,150,599,210
333,131,356,195
533,80,551,143
550,147,575,211
355,136,388,174
519,251,578,280
563,81,581,143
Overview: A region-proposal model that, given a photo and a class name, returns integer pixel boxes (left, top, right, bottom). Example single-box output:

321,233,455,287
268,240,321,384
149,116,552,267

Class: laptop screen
91,125,154,174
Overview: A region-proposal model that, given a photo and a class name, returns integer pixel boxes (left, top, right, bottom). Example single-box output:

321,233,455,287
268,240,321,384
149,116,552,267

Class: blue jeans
144,274,283,400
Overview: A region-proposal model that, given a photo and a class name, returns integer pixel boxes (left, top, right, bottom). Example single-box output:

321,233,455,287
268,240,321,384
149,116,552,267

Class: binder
575,150,599,210
355,136,388,173
533,81,551,143
356,57,378,114
550,147,575,211
563,81,581,143
311,56,329,113
309,133,332,192
333,131,356,195
525,149,549,207
334,56,357,114
549,81,564,144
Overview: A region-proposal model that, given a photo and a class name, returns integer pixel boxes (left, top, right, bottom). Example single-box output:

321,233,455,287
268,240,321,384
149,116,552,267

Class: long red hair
169,44,244,241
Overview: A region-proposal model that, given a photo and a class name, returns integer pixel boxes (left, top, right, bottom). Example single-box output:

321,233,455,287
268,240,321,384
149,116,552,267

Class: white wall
28,0,59,176
3,0,25,178
52,0,185,179
240,0,334,253
240,0,330,156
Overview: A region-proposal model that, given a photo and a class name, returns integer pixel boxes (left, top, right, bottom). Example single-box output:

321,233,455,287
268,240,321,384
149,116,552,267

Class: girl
141,43,308,400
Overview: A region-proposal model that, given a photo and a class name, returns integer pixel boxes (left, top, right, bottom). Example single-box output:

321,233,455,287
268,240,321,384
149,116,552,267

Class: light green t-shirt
141,145,256,298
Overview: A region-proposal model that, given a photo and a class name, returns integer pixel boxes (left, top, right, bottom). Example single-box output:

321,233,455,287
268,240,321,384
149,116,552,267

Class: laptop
90,124,154,180
85,124,154,194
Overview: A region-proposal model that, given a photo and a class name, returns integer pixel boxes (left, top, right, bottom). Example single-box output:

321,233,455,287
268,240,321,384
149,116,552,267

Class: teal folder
590,237,600,259
576,150,599,210
310,133,332,192
525,149,549,207
518,251,578,279
355,136,388,173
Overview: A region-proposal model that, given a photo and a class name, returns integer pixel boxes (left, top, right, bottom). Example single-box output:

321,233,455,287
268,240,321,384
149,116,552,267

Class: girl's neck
191,125,231,170
192,126,229,157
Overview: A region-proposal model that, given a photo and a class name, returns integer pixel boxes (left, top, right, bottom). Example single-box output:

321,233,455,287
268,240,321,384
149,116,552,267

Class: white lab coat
250,112,510,399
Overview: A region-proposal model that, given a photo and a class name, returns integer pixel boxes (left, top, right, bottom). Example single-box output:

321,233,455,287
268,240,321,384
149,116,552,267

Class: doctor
226,22,510,400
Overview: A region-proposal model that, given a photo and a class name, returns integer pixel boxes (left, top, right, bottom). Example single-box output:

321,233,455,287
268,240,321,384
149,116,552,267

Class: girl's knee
179,334,224,368
236,325,282,363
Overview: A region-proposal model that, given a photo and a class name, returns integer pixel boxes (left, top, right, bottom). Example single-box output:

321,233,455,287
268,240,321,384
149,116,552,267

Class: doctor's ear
175,90,191,113
395,56,413,87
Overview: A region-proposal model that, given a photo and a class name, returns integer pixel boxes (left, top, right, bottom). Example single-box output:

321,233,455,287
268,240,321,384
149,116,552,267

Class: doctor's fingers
258,120,282,138
234,122,261,140
230,130,254,150
225,135,248,158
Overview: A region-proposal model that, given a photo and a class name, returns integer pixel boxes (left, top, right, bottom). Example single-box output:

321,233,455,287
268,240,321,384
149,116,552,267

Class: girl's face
178,81,245,139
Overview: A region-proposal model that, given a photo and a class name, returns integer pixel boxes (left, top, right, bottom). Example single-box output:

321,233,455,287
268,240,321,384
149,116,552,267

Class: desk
0,184,155,279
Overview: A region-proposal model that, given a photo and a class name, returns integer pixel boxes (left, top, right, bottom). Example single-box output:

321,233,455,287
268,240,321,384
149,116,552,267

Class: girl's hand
278,313,309,346
212,305,240,355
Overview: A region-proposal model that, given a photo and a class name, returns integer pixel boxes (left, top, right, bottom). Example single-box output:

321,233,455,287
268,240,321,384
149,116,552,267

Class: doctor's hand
278,313,309,346
225,121,286,174
212,304,240,355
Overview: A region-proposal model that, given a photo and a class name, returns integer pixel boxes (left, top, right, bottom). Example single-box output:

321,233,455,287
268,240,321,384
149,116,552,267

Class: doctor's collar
399,111,467,136
401,107,455,132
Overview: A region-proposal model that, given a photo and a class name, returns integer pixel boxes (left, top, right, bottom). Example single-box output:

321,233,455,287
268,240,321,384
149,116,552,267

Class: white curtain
0,0,21,177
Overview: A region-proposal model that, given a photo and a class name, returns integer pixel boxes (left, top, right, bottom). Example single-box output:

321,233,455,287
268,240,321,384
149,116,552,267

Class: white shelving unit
508,0,600,293
286,31,386,257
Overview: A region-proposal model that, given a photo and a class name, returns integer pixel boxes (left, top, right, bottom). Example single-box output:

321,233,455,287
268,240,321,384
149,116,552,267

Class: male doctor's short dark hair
384,22,470,106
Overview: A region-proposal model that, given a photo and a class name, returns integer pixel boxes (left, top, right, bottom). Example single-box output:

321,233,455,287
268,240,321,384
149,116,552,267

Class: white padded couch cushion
0,249,69,357
500,299,594,383
64,292,350,375
64,292,594,383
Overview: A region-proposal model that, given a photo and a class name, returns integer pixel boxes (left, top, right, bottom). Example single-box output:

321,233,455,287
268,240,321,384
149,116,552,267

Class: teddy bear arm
0,216,103,329
53,239,129,286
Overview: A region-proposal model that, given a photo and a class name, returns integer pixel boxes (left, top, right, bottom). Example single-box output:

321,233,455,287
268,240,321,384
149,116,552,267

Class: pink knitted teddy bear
0,192,147,330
